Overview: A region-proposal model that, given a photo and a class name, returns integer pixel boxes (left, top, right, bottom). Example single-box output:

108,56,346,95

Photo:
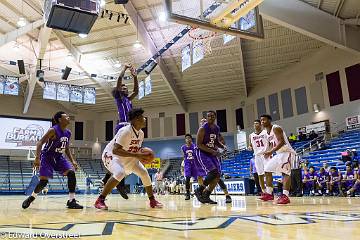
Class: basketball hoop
188,27,216,55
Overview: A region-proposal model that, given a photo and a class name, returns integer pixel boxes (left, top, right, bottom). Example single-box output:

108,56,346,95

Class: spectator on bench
298,132,307,142
309,130,318,140
329,167,344,196
288,133,297,143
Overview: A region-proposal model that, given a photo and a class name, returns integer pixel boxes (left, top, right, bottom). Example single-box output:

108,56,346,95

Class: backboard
165,0,264,40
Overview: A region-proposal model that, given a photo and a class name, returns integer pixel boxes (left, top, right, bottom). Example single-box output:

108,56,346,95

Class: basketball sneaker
259,193,274,201
225,195,232,203
22,196,35,209
67,199,84,209
203,191,217,205
194,188,207,203
150,199,163,208
185,192,191,200
274,194,290,205
116,185,129,200
94,197,108,210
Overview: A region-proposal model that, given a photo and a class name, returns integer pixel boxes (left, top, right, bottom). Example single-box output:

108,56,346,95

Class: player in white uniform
94,108,163,209
259,114,295,205
249,119,269,194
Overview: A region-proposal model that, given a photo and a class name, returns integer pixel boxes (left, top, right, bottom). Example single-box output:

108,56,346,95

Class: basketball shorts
184,160,205,179
102,151,151,186
254,154,268,175
264,152,294,176
195,149,220,174
40,154,73,178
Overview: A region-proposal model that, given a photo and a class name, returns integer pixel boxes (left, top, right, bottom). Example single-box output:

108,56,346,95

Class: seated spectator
298,132,307,141
309,130,318,140
288,133,297,143
342,164,356,193
316,167,329,195
303,166,317,195
341,149,353,164
329,167,344,196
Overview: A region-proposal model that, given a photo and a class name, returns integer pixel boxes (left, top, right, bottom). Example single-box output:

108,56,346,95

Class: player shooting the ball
95,108,163,209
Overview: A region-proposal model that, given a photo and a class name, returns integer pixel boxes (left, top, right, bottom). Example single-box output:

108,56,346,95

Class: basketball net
188,27,216,55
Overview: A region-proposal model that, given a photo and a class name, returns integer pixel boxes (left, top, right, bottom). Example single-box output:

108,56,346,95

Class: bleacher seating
221,150,253,178
303,130,360,173
0,156,71,194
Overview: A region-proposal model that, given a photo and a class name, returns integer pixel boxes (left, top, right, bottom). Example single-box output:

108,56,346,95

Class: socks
283,190,289,197
347,190,351,195
69,192,75,201
99,194,106,200
266,187,273,194
31,192,37,198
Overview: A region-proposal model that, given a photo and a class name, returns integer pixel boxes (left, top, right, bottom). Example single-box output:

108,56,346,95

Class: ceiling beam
0,19,43,47
238,39,248,97
23,26,52,114
53,30,114,98
259,0,360,54
124,0,187,112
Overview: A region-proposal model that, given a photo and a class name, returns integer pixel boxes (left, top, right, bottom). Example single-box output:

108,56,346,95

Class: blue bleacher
221,129,360,182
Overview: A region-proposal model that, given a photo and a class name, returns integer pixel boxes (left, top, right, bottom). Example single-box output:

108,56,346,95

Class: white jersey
103,124,144,163
266,124,295,153
250,130,269,155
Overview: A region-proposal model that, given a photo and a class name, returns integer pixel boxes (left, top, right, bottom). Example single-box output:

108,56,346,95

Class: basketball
139,147,155,164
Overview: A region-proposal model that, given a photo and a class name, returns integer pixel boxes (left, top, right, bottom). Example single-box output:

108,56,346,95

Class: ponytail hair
52,111,66,126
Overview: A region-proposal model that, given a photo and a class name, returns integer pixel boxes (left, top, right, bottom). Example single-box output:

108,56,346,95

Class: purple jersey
114,91,132,122
201,122,220,151
42,124,71,157
317,172,328,183
330,171,342,182
182,144,196,162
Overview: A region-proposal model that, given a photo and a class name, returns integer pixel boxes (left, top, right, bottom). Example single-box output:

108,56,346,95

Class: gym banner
144,158,161,169
192,180,246,194
346,115,360,130
0,117,51,150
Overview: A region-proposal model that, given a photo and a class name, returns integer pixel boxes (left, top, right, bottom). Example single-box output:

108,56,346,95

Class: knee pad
34,179,48,193
67,170,76,193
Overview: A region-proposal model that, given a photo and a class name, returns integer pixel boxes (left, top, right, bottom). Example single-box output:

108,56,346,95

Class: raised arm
115,64,132,90
128,66,139,100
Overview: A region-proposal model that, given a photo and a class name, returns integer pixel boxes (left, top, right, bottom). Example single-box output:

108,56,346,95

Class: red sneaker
150,199,163,208
275,194,290,205
259,193,274,202
94,197,108,210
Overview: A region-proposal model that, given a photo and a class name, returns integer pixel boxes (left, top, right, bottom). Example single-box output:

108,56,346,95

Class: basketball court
0,0,360,239
1,195,360,239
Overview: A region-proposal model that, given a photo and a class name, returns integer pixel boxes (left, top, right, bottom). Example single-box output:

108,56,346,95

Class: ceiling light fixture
17,17,27,27
133,15,142,48
78,33,88,38
159,12,167,22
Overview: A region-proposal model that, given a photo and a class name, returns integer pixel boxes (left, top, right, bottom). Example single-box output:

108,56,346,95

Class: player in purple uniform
22,112,83,209
198,118,232,203
329,167,344,196
316,167,329,195
101,64,139,200
302,166,317,195
194,111,226,204
342,164,355,192
346,167,360,196
182,134,205,200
